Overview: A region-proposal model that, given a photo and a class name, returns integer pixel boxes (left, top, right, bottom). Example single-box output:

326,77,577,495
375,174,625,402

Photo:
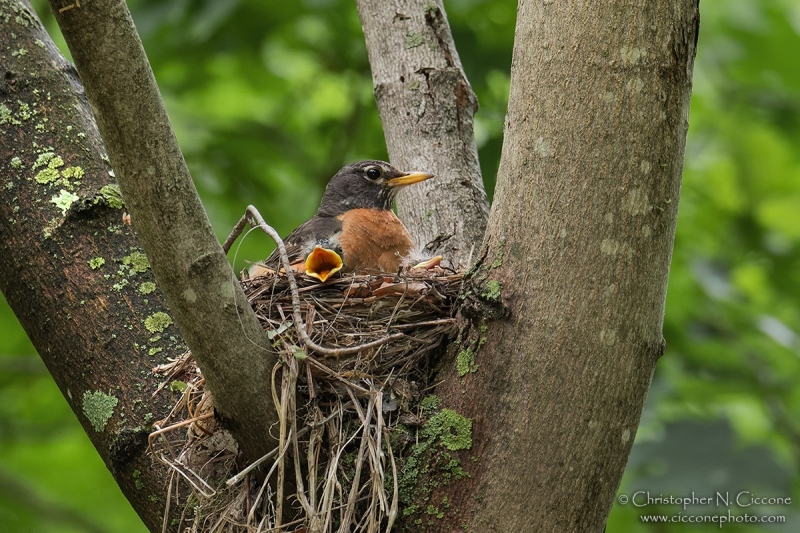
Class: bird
249,160,437,282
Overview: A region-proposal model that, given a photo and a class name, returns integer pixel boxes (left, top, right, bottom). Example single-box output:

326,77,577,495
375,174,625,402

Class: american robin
249,160,436,282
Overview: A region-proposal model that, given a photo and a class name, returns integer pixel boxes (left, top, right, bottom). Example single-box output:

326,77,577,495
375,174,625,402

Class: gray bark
45,0,279,464
356,0,489,268
0,1,178,528
429,1,699,531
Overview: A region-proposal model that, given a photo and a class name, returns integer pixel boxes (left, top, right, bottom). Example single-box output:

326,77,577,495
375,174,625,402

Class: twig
161,472,174,533
247,428,294,525
225,435,285,487
389,318,456,329
58,1,81,14
158,454,216,498
221,211,250,254
149,412,214,443
383,428,399,533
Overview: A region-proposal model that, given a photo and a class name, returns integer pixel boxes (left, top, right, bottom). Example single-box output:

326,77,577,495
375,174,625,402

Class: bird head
316,160,434,216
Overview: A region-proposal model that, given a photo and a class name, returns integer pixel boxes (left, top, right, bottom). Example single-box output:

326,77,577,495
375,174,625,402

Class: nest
150,268,462,533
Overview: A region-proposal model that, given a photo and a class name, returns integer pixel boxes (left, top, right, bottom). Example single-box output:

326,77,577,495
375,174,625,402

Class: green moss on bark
82,390,119,432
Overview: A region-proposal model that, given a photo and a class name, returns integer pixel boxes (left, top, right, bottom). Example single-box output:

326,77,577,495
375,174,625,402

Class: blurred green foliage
1,0,798,531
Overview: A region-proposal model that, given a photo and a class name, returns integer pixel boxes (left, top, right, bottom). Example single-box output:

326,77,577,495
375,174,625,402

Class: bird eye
366,168,381,180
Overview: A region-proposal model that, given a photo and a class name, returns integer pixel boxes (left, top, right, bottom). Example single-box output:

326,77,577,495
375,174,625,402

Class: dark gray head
316,160,434,217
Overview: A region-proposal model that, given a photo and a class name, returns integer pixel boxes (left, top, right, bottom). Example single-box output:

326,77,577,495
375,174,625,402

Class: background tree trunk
356,0,489,268
430,1,699,531
0,2,179,528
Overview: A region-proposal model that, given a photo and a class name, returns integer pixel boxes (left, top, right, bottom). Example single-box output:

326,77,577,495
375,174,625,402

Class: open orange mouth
304,246,344,282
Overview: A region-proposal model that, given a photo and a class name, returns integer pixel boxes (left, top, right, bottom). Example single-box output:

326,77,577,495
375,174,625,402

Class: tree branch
356,0,489,268
45,0,279,464
0,1,184,528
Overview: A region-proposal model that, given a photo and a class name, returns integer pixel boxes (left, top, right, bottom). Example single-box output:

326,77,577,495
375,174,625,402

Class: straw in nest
148,208,464,533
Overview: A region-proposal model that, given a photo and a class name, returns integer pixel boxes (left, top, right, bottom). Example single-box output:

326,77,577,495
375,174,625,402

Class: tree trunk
46,0,280,465
0,2,178,528
356,0,489,268
428,1,699,531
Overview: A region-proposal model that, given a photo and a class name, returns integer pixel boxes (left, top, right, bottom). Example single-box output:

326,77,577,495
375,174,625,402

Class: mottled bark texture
46,0,279,466
0,1,178,529
356,0,489,268
431,1,698,532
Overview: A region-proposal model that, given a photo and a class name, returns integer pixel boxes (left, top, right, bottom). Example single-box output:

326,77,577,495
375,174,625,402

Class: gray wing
264,215,343,267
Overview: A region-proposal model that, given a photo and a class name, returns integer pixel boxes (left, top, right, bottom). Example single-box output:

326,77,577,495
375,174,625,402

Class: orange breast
336,208,415,273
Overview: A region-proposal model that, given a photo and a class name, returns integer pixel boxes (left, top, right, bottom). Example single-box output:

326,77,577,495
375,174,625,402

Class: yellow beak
386,171,435,187
305,246,344,282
